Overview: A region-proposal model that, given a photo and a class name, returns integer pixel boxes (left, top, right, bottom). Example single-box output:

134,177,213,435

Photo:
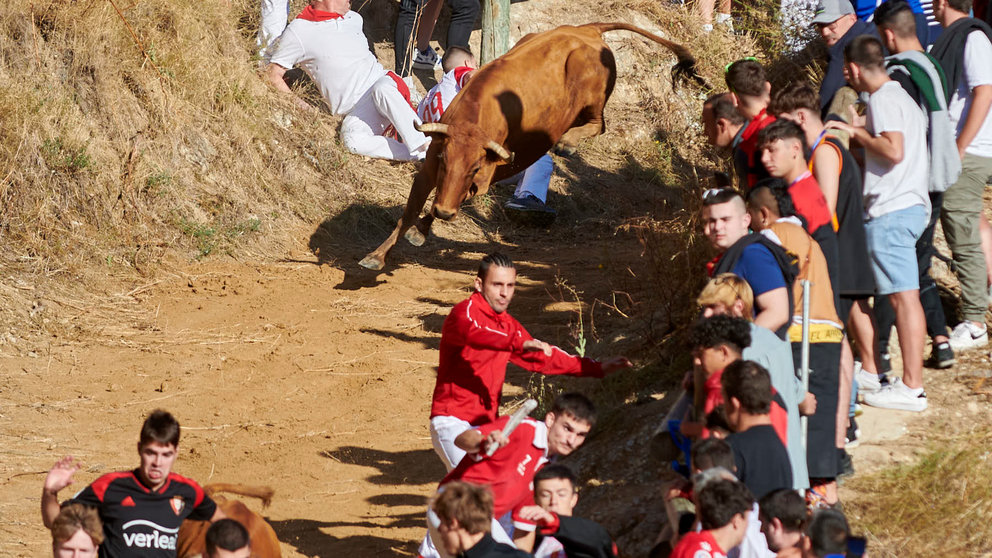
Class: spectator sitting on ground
670,478,755,558
428,481,530,558
746,180,845,507
205,519,251,558
267,0,430,161
722,360,794,500
701,188,796,339
826,35,931,413
725,58,776,188
812,0,881,121
930,0,992,354
758,489,807,555
418,46,478,124
697,273,811,491
51,503,102,558
873,0,960,371
514,464,618,558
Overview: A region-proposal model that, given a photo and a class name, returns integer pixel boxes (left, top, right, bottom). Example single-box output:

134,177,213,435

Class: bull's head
417,122,514,221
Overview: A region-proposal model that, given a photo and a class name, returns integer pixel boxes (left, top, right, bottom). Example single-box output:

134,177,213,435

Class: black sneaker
845,417,860,449
878,352,892,374
838,449,855,478
504,195,556,227
926,341,955,369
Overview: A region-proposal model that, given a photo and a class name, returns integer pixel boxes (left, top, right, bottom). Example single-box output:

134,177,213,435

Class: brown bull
359,22,701,270
177,483,281,558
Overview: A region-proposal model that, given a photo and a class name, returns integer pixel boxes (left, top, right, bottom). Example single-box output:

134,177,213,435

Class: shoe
844,418,860,449
855,367,887,394
948,321,988,352
504,195,557,227
862,377,927,412
926,341,955,369
412,47,441,70
877,352,892,374
839,449,855,477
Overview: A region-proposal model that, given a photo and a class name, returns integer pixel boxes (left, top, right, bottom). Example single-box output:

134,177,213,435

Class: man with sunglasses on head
701,188,797,340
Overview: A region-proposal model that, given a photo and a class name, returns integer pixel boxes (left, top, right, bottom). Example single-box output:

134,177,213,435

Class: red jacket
430,292,604,424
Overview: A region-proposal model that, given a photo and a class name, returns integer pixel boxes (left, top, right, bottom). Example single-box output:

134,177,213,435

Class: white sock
715,12,731,23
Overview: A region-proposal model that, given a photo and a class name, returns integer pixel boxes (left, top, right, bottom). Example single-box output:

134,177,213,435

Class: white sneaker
855,367,887,394
948,321,988,352
862,377,927,412
412,47,442,70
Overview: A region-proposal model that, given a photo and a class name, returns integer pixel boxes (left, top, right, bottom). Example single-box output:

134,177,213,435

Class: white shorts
430,415,473,471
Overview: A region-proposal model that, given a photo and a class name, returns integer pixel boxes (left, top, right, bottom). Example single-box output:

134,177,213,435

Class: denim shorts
864,205,928,295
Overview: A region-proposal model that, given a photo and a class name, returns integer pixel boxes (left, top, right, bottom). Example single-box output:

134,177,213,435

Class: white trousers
341,76,429,161
429,415,473,472
258,0,289,62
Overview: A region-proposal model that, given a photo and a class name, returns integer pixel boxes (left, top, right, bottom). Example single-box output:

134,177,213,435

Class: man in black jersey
41,409,224,557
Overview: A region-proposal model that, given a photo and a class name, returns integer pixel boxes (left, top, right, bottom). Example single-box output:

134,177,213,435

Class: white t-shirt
269,11,385,115
947,30,992,158
417,68,472,123
863,80,931,219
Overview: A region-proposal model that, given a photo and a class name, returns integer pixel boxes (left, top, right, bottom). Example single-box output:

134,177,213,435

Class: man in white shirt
931,0,992,352
826,35,930,412
266,0,429,161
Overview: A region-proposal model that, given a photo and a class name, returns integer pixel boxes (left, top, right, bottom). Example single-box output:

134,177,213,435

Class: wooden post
480,0,510,64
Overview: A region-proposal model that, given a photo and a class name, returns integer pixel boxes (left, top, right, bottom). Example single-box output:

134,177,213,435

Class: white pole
800,279,811,451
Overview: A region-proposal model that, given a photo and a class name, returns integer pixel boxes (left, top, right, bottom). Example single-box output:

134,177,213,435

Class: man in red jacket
429,252,631,470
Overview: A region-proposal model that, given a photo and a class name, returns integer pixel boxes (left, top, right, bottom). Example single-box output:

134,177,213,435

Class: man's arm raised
41,456,81,528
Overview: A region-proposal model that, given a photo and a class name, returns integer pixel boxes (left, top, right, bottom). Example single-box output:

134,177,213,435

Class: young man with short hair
701,189,796,339
725,59,777,188
826,35,931,412
42,410,224,557
802,509,850,558
514,464,618,558
204,519,251,558
670,479,755,558
758,489,807,554
721,360,794,500
428,481,530,558
419,393,599,557
430,252,630,470
931,0,992,352
51,504,103,558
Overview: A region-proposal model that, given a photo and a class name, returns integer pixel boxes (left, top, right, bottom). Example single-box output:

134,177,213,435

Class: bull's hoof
405,228,426,247
358,255,385,271
553,143,577,157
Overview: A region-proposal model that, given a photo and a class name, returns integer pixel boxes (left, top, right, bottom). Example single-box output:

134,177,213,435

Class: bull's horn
416,122,450,135
485,140,513,162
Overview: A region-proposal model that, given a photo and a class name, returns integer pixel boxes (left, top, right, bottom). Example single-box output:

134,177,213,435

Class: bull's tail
587,22,710,89
203,483,275,508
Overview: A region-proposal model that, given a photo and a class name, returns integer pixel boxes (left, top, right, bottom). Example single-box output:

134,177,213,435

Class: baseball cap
811,0,855,25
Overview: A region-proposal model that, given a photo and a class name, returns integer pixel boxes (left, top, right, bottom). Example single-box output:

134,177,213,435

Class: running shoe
412,47,442,70
862,377,927,412
948,321,988,352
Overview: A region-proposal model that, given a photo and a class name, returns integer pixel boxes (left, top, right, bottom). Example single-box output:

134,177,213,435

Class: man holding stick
430,252,630,471
418,393,599,558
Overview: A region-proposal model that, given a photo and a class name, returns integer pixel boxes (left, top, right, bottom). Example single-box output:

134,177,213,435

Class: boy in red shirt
670,479,754,558
725,58,777,188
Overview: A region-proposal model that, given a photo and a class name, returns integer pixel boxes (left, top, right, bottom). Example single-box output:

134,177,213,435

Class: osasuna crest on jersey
170,495,185,515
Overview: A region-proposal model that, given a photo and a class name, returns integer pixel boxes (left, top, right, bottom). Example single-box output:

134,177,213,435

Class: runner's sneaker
948,321,988,352
505,194,557,227
862,377,927,412
855,367,887,394
412,47,442,70
925,341,955,369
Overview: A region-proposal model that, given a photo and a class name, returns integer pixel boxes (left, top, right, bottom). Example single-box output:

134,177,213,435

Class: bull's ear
484,140,514,165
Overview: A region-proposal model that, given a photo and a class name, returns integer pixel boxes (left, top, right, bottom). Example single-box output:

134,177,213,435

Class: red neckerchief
453,66,474,88
296,5,343,21
705,254,723,277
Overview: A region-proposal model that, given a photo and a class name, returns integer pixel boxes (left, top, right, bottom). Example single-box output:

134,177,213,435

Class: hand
522,339,553,357
847,103,866,127
798,392,817,416
480,430,510,455
959,145,968,161
44,456,81,495
515,505,555,525
601,356,632,374
824,120,853,134
662,477,690,501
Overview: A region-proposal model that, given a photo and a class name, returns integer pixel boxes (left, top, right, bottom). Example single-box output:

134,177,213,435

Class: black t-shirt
462,533,532,557
538,515,619,558
726,424,793,500
70,470,217,558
